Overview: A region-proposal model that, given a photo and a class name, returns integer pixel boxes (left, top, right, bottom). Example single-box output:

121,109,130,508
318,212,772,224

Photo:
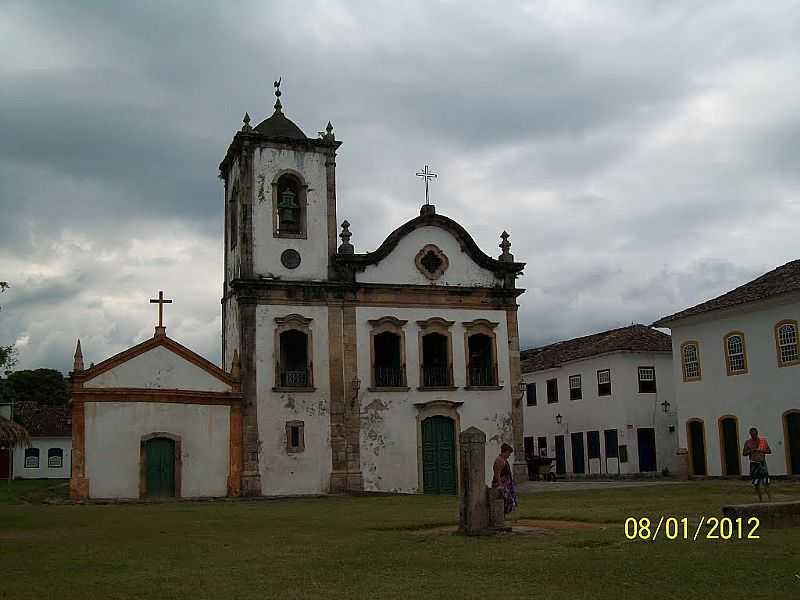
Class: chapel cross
415,164,438,206
149,290,173,328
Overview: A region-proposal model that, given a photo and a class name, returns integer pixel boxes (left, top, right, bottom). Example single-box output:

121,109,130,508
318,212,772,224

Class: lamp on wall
661,399,671,413
555,413,563,425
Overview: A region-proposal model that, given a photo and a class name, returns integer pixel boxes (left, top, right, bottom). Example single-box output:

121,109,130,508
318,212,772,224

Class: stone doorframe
414,400,463,495
139,432,183,499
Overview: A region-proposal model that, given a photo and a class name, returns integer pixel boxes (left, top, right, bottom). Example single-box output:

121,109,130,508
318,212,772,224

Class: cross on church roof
149,290,173,334
415,164,437,207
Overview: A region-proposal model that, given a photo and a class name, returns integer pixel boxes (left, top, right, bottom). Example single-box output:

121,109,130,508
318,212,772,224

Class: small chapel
69,83,527,500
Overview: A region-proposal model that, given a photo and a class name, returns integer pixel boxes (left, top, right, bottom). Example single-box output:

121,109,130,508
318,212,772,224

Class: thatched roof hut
0,416,31,447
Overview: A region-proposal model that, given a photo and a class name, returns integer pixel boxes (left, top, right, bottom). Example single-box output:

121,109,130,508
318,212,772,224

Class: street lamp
555,413,563,425
661,399,671,413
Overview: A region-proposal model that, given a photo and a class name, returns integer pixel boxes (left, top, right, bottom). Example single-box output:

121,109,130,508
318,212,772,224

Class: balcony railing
468,365,497,387
374,366,405,388
421,365,451,388
280,368,310,387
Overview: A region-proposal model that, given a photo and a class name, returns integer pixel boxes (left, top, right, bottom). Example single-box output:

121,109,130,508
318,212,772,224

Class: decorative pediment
462,319,499,331
274,314,313,327
368,316,409,328
416,317,455,330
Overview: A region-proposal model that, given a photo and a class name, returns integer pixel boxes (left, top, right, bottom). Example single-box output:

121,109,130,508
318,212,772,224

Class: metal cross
149,290,173,328
415,164,438,206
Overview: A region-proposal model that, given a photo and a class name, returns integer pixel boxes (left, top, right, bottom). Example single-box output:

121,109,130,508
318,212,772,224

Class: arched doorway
686,419,707,476
142,436,178,498
718,416,741,476
421,416,456,495
785,410,800,475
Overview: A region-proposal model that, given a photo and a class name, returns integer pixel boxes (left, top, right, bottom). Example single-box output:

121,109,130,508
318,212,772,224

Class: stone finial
499,231,513,262
242,112,252,132
320,120,335,142
230,349,241,380
273,77,283,113
338,220,354,255
73,339,84,371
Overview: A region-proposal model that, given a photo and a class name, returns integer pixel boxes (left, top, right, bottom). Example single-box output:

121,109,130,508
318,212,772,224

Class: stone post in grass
459,426,509,535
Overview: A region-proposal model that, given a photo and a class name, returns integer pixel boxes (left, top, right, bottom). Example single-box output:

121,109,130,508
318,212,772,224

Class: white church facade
70,85,527,499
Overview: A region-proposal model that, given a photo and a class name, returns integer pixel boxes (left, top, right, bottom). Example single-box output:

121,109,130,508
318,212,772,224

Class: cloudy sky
1,1,798,373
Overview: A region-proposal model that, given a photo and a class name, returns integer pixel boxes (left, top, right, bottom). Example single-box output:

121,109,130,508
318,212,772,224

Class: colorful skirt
749,461,769,486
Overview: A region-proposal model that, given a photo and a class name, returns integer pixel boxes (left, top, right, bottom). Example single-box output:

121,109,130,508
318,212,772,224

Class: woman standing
492,443,518,514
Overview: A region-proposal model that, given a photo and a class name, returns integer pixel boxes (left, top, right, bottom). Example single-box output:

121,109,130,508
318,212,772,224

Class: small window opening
421,332,450,387
569,374,582,400
638,367,657,393
597,369,612,396
276,174,302,235
467,333,496,386
374,331,404,387
280,330,310,387
546,378,558,403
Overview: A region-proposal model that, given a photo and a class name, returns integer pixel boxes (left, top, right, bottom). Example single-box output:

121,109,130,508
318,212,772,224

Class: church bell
278,187,298,223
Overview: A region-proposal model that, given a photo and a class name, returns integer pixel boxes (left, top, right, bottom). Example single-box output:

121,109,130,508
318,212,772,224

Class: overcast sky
1,1,798,373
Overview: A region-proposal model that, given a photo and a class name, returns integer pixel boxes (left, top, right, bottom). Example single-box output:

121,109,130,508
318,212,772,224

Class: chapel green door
421,416,457,495
145,437,176,498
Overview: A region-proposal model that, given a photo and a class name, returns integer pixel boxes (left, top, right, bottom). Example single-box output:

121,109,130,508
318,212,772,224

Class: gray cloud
2,0,799,371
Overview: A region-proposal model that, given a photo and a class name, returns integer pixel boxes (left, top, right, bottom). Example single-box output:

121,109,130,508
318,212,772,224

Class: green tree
5,369,69,406
1,281,17,374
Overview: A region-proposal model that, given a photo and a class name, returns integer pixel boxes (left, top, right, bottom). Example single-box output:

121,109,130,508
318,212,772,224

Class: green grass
1,480,799,599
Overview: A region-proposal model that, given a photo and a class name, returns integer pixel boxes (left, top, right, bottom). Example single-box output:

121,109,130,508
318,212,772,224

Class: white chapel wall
355,305,513,493
254,304,332,494
251,147,330,281
13,436,72,479
356,226,501,288
84,401,230,498
83,346,231,393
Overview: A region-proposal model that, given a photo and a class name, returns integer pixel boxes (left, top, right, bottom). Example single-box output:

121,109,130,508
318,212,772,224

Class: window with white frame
682,342,701,381
24,448,39,469
597,369,611,396
724,332,748,375
48,448,63,468
638,367,656,393
776,321,799,366
569,374,582,400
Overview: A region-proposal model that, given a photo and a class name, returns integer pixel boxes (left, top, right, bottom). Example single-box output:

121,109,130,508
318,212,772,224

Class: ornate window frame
723,331,749,376
775,320,800,367
272,169,308,240
415,244,449,281
417,317,456,390
681,341,702,382
274,314,315,392
463,319,501,390
139,432,182,499
368,316,409,391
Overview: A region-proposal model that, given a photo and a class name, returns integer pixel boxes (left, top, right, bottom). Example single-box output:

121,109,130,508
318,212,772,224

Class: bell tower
219,81,341,496
220,80,341,289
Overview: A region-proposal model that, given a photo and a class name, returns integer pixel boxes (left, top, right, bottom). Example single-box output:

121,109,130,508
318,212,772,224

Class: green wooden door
422,416,456,495
145,437,175,498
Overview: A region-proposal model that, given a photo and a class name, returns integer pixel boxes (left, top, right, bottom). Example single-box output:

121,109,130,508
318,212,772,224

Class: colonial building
69,332,243,500
521,325,678,477
8,401,71,479
69,84,527,499
220,84,526,496
653,259,800,477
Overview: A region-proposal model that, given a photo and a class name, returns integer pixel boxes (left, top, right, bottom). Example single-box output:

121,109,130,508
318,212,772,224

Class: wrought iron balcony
468,365,497,387
280,368,310,387
374,366,405,388
421,365,451,388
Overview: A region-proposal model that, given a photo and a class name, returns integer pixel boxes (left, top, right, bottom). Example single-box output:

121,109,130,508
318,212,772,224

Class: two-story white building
521,325,678,477
653,259,800,478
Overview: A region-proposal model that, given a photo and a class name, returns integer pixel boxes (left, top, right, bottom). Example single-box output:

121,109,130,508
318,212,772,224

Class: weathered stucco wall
524,352,677,476
225,155,241,284
252,146,330,281
255,304,332,494
84,346,231,392
12,436,72,479
84,401,230,498
356,306,513,492
356,226,501,287
670,299,800,476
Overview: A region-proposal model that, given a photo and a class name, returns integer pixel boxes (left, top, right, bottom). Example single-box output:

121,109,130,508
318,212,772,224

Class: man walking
742,427,772,502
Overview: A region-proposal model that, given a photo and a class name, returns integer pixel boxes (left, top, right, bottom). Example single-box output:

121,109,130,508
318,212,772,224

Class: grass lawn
1,479,799,599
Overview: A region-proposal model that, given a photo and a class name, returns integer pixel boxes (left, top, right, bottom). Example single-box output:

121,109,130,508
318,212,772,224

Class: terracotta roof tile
13,401,71,437
653,259,800,327
520,325,671,373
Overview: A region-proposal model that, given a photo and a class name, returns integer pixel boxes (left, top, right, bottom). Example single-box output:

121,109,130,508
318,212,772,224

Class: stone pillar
459,427,490,535
505,309,527,483
69,400,89,500
675,448,689,480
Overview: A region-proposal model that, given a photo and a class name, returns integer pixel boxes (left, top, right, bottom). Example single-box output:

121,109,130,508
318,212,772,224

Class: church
69,83,527,500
